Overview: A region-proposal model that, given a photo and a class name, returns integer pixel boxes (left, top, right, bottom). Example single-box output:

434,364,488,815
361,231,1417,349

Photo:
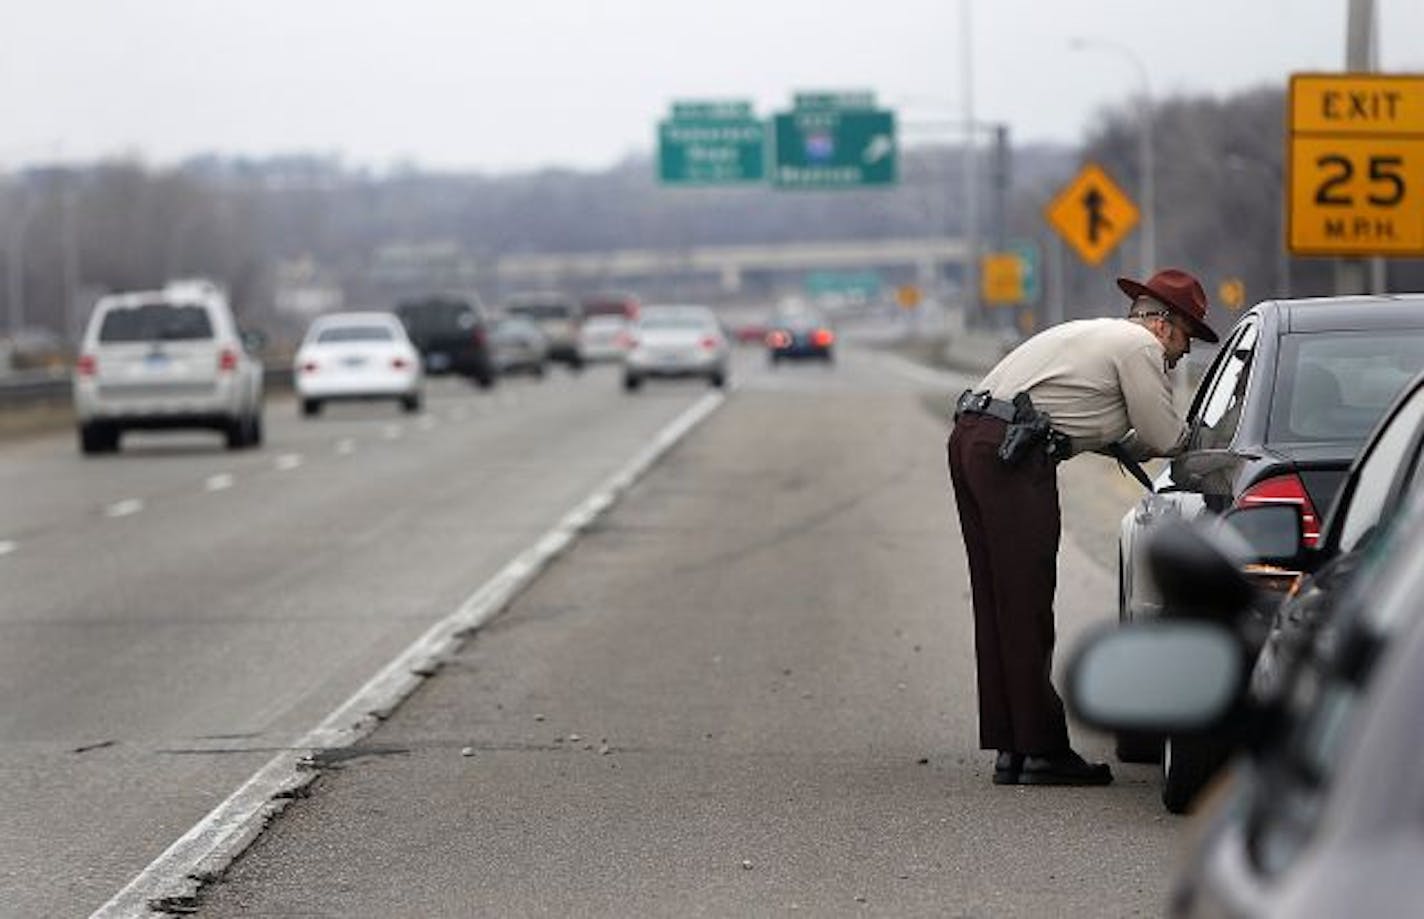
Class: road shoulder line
91,390,726,919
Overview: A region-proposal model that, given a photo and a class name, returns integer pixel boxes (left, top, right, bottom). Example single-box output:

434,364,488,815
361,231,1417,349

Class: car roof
1250,295,1424,334
312,311,401,327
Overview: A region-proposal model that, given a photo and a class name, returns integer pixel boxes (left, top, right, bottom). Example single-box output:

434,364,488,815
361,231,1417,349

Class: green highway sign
793,91,877,112
805,270,883,300
772,107,897,189
658,99,766,186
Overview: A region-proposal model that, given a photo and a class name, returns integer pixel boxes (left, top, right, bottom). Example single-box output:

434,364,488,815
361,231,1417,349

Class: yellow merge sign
1289,73,1424,256
1044,163,1139,266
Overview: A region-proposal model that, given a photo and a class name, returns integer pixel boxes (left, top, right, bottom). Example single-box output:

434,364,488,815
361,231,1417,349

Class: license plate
342,356,368,368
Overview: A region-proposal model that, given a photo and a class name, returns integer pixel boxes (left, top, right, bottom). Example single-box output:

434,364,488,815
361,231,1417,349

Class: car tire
301,399,322,418
710,371,726,389
569,357,584,373
623,374,642,392
401,393,422,414
79,422,117,455
1161,734,1232,814
224,417,248,450
248,413,264,448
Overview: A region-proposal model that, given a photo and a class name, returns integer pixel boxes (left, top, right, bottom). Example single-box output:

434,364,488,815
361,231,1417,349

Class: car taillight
617,332,637,350
1236,473,1322,548
76,354,97,376
700,335,720,350
811,328,835,347
392,357,409,370
766,331,791,348
300,360,319,373
218,348,239,372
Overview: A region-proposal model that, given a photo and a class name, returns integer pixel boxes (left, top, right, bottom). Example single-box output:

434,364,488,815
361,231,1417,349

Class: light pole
1225,154,1291,298
1070,37,1155,278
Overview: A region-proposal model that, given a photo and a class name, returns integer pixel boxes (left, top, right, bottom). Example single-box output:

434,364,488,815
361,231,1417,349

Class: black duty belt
954,389,1016,423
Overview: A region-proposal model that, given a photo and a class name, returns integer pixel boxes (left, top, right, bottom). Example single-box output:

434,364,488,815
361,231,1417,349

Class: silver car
72,279,264,454
623,305,729,391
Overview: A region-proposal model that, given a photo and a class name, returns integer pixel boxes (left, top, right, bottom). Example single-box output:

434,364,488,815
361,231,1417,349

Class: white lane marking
274,453,303,471
382,424,402,440
91,390,727,918
204,474,235,492
104,499,144,518
335,439,356,456
0,541,16,557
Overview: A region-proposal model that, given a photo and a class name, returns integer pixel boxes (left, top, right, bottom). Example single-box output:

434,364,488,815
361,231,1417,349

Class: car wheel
1161,734,1232,814
401,393,422,414
79,422,117,455
569,357,585,373
301,399,322,418
247,413,264,448
623,374,642,392
224,417,248,450
1116,552,1164,764
709,371,726,389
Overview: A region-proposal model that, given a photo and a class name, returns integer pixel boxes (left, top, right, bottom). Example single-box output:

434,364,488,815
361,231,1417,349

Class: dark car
393,296,497,387
765,309,836,364
1115,295,1424,772
1065,482,1424,918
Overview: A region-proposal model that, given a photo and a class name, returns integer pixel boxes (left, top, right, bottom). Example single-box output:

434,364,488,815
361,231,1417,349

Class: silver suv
72,279,265,454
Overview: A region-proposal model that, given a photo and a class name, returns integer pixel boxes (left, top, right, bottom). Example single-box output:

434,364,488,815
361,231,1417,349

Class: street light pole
1071,37,1155,278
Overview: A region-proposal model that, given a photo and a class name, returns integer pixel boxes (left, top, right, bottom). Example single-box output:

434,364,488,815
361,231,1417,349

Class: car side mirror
1146,518,1257,619
1064,620,1246,734
1217,503,1304,567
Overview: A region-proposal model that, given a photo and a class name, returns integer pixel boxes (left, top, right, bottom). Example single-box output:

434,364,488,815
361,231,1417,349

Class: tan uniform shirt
976,318,1185,459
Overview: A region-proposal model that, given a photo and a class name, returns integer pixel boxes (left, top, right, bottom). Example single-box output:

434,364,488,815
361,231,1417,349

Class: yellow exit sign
1288,73,1424,257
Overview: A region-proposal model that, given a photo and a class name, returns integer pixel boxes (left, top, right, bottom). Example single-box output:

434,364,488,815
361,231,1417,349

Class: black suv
394,296,496,388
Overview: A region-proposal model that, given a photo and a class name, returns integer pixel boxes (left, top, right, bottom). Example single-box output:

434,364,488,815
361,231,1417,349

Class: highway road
0,337,1181,916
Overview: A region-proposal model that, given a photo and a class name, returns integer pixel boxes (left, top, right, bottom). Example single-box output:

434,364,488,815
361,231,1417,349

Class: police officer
947,268,1218,785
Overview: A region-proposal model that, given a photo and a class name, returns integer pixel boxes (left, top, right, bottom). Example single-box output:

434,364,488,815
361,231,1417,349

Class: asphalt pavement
193,344,1180,917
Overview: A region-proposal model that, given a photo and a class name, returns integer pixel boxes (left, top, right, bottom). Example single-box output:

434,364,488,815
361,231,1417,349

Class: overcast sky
3,0,1420,174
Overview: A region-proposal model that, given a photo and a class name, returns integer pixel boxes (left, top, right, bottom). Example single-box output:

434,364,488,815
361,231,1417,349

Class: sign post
1287,73,1424,257
1044,163,1140,266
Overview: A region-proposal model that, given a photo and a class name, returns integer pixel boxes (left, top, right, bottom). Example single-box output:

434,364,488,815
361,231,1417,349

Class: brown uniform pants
947,413,1071,755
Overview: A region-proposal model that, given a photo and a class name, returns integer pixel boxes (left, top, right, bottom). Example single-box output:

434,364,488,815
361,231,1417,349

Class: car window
1336,385,1424,553
1194,321,1258,450
508,303,574,321
315,325,394,343
1270,331,1424,444
398,302,477,330
639,311,713,331
98,303,214,342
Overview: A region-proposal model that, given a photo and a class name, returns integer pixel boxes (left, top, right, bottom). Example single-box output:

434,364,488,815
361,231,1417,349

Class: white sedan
294,312,424,416
623,305,729,391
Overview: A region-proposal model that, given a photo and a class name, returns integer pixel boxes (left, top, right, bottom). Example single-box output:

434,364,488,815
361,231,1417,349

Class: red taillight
811,328,835,347
700,335,720,350
766,331,791,348
76,354,97,376
616,332,637,350
392,357,409,370
1237,473,1322,548
300,360,319,374
218,348,239,372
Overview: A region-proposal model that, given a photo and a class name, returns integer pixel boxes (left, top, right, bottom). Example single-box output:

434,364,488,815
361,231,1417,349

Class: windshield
97,303,213,342
1269,332,1424,444
507,303,574,321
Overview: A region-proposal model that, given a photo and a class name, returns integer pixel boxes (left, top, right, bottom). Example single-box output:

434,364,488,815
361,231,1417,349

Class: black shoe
1019,749,1113,786
992,751,1023,785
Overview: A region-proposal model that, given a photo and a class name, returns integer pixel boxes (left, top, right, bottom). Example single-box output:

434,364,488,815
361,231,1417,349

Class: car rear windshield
508,303,574,321
1270,330,1424,444
640,313,713,331
316,326,394,343
397,302,476,330
98,303,213,342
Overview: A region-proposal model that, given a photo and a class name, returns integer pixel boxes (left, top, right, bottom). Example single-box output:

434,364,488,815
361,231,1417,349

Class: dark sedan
1116,295,1424,772
394,296,497,388
1066,475,1424,918
765,311,835,363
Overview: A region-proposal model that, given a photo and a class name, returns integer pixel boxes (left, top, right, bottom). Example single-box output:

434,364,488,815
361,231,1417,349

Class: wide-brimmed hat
1117,268,1219,344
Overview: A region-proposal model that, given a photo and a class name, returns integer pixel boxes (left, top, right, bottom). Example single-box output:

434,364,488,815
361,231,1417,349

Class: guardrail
0,365,295,409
